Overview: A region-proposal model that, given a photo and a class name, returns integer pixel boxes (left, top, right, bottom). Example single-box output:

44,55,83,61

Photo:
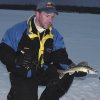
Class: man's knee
46,74,74,98
58,74,74,96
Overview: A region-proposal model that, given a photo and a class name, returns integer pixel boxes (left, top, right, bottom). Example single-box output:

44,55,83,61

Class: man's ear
35,11,40,19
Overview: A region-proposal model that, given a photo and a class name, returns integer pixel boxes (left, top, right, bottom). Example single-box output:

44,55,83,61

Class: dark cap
36,0,58,15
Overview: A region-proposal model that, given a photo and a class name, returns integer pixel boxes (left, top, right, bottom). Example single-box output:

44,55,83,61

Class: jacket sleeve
0,21,26,72
52,28,73,70
0,42,16,71
0,24,21,66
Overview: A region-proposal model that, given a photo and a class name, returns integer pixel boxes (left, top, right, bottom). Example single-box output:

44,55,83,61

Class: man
0,0,86,100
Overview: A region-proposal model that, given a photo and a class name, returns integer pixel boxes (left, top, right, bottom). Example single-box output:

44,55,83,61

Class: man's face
35,11,56,29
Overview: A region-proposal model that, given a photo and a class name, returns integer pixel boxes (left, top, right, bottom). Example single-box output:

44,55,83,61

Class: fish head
87,68,98,74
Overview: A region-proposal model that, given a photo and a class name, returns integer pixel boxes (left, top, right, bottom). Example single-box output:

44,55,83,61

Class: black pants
7,65,74,100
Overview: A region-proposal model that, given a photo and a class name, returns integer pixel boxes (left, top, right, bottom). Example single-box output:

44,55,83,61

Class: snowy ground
0,9,100,100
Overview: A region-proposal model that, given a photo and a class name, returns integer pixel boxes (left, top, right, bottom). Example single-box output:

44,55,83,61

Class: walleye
57,65,98,79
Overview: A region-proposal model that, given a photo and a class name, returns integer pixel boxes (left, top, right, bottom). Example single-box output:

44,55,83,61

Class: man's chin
43,24,51,29
45,26,51,29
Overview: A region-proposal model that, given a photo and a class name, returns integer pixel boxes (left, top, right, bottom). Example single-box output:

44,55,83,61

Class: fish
57,65,98,79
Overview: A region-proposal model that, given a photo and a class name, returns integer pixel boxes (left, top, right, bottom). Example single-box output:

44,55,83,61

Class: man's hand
15,52,34,69
73,71,87,77
73,61,88,77
14,51,36,78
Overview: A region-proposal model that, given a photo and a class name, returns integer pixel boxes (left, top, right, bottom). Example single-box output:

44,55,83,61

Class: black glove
73,71,87,77
73,61,88,77
14,51,36,78
15,52,33,69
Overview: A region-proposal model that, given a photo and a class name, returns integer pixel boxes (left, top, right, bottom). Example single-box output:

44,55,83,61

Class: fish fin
77,61,88,66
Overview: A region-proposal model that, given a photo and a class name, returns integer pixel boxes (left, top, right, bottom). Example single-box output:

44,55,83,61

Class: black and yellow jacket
0,16,72,77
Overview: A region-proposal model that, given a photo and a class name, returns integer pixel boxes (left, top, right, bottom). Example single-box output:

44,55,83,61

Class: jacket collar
26,16,52,35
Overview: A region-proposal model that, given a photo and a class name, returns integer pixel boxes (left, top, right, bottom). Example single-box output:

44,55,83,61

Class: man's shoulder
52,27,63,38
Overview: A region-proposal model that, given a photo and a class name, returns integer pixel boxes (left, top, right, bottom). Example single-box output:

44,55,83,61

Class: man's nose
49,18,53,24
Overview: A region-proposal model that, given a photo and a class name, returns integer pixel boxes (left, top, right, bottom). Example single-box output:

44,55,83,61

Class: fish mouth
90,70,98,74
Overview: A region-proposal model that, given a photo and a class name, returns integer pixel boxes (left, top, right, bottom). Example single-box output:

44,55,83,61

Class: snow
0,9,100,100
